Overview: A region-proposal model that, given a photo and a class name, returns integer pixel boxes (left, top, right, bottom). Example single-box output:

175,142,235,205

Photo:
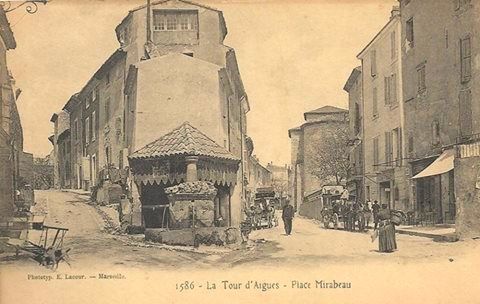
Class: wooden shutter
385,131,390,164
384,77,390,105
460,37,471,82
371,50,377,76
391,74,397,104
373,87,378,117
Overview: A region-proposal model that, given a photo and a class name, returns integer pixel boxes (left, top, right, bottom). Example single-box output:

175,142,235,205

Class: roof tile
129,122,240,162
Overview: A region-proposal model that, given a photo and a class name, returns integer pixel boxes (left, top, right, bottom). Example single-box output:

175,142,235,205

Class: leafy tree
309,125,351,185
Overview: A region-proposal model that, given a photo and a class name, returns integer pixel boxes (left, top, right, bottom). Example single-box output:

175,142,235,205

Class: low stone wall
298,200,323,221
145,227,240,247
455,156,480,239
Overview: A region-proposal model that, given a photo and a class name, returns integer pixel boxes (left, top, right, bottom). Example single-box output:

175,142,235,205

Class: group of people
330,199,398,253
246,199,277,230
250,198,397,254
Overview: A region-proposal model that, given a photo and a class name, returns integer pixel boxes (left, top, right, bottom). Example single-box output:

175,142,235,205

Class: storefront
411,149,455,224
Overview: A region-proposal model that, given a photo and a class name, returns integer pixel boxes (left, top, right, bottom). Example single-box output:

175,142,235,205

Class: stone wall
166,181,217,229
145,226,240,247
298,200,323,221
455,156,480,239
0,141,14,219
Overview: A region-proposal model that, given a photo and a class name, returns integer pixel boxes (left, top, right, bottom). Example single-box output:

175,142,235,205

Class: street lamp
0,0,49,14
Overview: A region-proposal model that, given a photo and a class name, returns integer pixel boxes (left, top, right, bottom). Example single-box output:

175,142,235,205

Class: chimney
146,0,152,42
390,6,400,19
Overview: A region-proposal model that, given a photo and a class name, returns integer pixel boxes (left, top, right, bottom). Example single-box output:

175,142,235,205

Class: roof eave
357,15,400,59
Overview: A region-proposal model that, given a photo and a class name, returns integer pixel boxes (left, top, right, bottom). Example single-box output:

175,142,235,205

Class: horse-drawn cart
251,187,279,229
320,193,341,229
4,224,70,269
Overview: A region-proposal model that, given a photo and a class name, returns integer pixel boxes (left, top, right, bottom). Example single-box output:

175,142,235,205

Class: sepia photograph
0,0,479,303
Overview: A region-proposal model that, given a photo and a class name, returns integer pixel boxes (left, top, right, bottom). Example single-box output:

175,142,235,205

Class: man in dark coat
282,202,294,235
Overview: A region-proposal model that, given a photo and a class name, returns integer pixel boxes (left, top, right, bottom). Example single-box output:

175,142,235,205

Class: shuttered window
391,73,397,104
370,50,377,77
384,77,390,105
373,137,379,167
460,36,471,83
417,64,426,92
391,31,397,60
385,131,393,165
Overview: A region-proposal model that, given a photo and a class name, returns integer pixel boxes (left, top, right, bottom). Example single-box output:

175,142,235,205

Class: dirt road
1,190,479,271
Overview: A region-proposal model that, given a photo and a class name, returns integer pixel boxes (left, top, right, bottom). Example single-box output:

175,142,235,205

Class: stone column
130,180,143,227
185,156,199,182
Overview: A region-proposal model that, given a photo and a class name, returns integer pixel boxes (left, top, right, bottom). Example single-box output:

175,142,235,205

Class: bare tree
272,178,288,198
309,125,351,185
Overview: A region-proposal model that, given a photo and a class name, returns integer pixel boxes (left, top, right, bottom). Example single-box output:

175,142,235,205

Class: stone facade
399,0,480,228
246,155,272,202
357,8,410,210
53,0,251,228
455,143,480,238
0,7,19,221
344,67,364,202
288,106,348,210
50,111,70,189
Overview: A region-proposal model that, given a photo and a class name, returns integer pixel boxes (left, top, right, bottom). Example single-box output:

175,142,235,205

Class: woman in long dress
376,204,397,253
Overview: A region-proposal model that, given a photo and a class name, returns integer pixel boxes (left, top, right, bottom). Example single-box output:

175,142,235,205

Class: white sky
7,0,396,166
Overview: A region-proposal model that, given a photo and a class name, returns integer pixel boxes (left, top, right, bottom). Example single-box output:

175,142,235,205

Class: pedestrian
372,200,380,229
282,202,294,235
363,200,373,228
376,204,397,253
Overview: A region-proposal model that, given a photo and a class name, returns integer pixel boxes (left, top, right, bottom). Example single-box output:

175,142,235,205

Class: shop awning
412,149,455,179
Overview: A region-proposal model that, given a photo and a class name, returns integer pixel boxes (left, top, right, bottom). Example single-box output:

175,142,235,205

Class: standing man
282,202,294,235
372,200,381,230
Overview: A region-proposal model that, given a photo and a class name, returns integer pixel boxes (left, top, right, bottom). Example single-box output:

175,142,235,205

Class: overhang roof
129,122,240,162
357,13,399,59
303,105,348,120
305,105,348,115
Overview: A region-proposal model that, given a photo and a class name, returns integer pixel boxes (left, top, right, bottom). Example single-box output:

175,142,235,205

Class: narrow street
2,190,479,271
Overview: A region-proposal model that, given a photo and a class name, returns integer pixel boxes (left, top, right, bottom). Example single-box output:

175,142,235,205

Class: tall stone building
288,106,348,210
343,66,363,202
52,0,251,228
50,111,71,189
356,7,409,210
0,7,34,221
246,155,272,202
399,0,480,236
